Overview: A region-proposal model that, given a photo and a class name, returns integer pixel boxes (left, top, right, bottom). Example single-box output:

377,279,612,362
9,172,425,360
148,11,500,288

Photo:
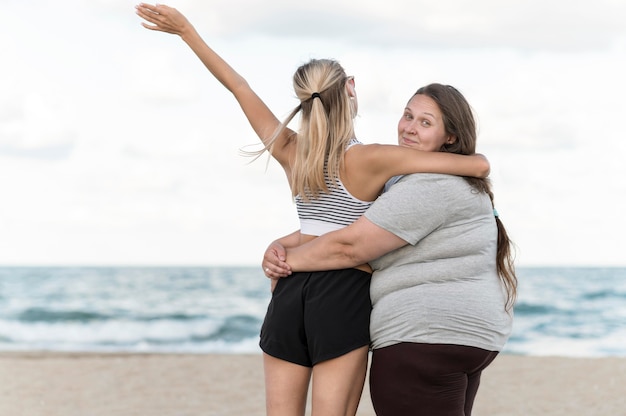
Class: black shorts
259,269,372,367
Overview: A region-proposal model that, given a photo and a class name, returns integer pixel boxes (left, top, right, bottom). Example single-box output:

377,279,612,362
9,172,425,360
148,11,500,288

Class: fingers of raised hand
135,3,171,29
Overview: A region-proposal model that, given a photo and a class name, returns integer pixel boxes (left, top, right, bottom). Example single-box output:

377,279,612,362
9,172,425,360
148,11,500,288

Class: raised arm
135,3,293,166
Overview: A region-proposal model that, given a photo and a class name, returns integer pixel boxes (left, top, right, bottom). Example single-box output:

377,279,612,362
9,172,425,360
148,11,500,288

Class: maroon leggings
369,343,499,416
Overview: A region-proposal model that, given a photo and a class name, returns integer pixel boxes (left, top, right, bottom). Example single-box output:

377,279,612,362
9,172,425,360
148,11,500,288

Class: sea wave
0,266,624,356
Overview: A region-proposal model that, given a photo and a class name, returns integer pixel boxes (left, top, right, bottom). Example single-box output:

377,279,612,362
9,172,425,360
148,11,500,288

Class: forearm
137,4,289,156
179,23,281,146
369,145,491,183
179,27,248,95
137,4,250,97
286,216,408,272
286,233,367,272
419,151,490,178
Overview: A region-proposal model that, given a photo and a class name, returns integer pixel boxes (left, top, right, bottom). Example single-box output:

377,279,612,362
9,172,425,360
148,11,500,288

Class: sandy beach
0,352,624,416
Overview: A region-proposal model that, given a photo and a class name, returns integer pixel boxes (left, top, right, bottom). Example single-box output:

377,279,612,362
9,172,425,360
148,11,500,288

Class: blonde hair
258,59,356,201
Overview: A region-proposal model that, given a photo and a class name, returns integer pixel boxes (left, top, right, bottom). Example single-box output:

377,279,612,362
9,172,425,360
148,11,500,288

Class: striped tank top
295,139,374,236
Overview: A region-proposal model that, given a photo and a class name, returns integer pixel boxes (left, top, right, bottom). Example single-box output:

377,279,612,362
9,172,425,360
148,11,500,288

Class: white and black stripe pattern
296,138,373,234
296,168,373,231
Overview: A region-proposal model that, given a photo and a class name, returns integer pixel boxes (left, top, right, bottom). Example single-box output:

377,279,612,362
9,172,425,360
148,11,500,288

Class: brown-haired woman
136,4,491,415
267,84,516,416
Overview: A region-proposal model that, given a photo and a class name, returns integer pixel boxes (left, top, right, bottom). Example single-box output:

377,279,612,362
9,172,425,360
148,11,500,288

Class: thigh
370,343,498,416
304,269,372,365
263,353,312,416
463,349,499,416
311,346,369,416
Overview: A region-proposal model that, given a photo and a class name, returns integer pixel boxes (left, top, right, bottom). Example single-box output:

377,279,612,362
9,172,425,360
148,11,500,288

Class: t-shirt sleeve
364,174,447,245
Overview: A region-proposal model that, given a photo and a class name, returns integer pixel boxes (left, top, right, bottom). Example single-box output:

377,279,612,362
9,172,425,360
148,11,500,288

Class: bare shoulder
342,143,397,200
346,143,404,166
346,142,387,159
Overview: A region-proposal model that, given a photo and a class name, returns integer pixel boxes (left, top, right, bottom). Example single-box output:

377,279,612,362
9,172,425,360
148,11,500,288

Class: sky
1,0,625,267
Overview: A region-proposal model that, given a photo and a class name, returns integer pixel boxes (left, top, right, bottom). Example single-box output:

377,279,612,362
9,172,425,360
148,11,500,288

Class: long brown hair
414,83,517,311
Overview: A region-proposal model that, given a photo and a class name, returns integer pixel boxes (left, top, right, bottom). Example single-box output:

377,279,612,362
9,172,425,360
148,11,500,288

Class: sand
0,352,624,415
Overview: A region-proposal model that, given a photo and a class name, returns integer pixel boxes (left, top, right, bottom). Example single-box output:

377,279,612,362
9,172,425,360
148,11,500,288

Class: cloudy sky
1,0,625,267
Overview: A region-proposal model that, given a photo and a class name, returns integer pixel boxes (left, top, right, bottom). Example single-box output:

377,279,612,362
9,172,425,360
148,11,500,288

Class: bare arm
285,216,408,272
367,144,490,178
135,3,293,166
344,144,489,201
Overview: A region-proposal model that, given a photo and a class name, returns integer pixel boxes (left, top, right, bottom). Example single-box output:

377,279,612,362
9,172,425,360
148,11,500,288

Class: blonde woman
266,84,517,416
136,4,489,416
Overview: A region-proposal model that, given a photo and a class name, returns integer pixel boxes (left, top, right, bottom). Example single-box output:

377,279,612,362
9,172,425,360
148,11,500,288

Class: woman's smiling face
397,94,455,152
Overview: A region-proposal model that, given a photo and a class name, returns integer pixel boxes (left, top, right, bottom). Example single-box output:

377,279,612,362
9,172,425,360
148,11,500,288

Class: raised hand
135,3,191,36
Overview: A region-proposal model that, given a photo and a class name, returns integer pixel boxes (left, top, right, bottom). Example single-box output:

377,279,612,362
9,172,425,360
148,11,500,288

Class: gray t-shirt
364,173,513,351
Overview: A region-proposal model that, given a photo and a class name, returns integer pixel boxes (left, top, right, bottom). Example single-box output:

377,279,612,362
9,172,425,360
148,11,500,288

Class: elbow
477,156,491,178
340,245,369,268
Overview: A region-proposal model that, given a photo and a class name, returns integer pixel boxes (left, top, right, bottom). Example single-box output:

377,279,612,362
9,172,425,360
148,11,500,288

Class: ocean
0,266,624,357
